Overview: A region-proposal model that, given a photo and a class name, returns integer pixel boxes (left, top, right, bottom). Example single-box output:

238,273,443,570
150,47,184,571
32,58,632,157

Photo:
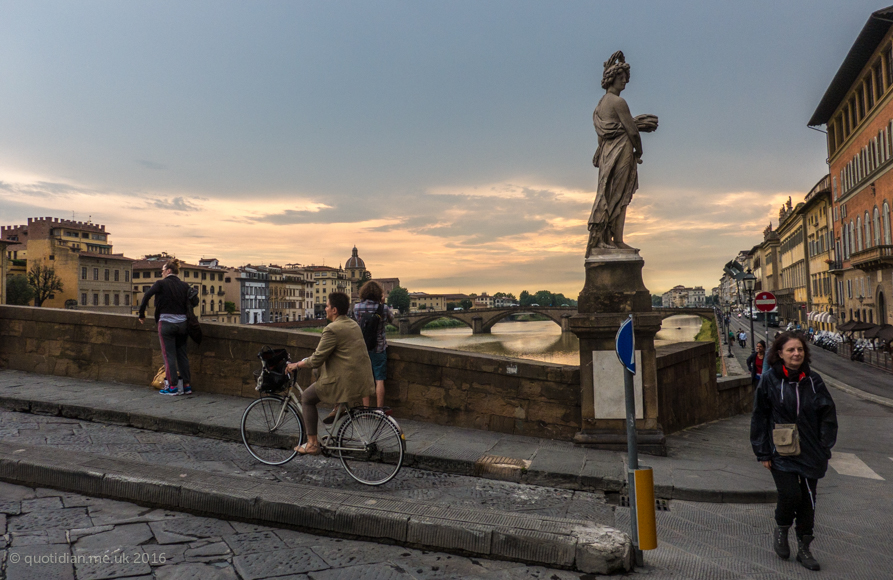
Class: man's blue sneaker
183,386,193,395
159,386,181,395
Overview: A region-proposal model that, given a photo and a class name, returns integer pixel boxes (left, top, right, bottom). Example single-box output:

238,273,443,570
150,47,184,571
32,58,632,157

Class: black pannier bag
255,347,290,393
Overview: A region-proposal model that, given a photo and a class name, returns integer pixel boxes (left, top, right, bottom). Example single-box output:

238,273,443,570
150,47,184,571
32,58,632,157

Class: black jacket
750,361,838,479
138,275,191,323
746,352,765,383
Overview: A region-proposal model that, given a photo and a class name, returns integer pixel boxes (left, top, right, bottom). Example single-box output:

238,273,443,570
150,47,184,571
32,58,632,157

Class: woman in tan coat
286,292,375,455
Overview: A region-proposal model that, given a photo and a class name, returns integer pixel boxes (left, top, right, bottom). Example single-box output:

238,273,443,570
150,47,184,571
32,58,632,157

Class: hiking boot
796,535,821,571
773,525,791,559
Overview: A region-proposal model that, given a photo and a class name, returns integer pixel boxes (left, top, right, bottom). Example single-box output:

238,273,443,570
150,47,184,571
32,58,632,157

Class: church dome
346,246,365,269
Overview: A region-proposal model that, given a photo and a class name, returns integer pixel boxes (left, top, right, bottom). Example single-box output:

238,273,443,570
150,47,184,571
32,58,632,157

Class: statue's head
601,51,630,90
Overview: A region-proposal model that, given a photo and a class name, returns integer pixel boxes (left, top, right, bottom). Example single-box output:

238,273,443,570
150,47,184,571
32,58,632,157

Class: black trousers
771,469,818,537
159,320,190,386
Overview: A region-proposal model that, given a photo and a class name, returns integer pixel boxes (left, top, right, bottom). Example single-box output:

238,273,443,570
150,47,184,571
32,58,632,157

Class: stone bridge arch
397,307,577,335
478,309,573,333
397,312,474,335
652,308,716,323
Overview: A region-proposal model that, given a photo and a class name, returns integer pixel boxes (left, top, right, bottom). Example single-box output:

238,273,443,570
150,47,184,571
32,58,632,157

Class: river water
389,314,705,366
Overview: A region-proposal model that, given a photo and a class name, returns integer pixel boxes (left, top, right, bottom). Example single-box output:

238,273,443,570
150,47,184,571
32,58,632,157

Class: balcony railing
849,245,893,271
825,259,844,273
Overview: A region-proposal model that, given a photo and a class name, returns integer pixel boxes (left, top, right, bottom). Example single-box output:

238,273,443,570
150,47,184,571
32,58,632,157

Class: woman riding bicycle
285,292,375,455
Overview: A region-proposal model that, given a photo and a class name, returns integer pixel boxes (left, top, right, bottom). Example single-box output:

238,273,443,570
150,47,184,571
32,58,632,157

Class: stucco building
809,6,893,326
1,217,134,313
133,254,236,323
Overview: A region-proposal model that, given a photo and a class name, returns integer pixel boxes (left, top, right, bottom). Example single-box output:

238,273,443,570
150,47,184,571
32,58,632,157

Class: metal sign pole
616,314,643,567
624,363,643,566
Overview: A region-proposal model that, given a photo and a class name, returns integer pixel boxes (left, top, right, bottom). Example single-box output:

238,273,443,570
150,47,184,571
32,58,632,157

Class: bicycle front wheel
336,410,404,486
241,396,305,465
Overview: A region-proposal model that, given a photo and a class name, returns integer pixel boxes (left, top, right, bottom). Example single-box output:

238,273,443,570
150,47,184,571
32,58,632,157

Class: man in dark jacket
138,258,193,395
750,332,837,571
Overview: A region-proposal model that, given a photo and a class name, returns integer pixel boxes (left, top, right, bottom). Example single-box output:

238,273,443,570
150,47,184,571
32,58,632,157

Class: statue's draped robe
588,98,638,246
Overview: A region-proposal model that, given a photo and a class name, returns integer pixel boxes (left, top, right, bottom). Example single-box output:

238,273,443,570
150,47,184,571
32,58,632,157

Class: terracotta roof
77,251,136,262
345,246,365,269
132,259,221,271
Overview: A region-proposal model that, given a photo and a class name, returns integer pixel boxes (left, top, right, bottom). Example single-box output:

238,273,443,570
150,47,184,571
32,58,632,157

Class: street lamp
725,303,734,358
743,269,757,354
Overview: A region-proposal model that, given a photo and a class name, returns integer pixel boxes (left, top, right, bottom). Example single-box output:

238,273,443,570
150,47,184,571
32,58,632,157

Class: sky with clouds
0,1,882,296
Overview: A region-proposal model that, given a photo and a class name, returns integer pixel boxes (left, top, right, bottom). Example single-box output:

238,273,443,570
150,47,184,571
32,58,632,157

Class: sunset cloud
1,171,799,296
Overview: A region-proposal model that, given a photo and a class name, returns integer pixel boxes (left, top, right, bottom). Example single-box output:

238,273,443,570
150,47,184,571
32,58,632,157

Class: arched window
842,228,849,259
218,300,223,311
202,299,206,314
865,212,871,248
885,201,892,245
850,218,862,253
850,221,857,255
210,300,215,311
874,207,882,246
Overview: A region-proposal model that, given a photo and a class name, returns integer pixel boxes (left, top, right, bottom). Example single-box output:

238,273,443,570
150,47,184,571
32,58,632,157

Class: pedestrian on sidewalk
138,258,195,396
351,280,395,409
747,340,766,385
738,330,747,348
750,331,838,572
284,292,375,455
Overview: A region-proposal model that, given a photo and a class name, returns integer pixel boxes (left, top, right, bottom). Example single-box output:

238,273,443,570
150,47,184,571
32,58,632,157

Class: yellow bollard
634,467,658,550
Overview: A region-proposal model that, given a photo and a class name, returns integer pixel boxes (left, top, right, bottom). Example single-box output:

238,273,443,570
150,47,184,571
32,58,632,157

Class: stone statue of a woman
586,51,658,258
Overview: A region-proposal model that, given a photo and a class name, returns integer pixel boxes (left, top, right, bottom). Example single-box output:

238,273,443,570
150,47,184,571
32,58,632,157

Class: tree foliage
27,263,64,307
459,299,473,310
517,289,577,307
387,286,411,314
6,275,34,306
224,301,237,314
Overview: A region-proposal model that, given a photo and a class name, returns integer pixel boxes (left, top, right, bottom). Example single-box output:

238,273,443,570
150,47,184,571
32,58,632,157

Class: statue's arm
615,98,643,158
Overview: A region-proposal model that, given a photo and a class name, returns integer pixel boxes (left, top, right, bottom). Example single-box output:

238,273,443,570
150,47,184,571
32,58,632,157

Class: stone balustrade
0,305,752,442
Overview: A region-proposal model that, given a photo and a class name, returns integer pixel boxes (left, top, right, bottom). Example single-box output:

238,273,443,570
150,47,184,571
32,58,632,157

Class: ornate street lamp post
743,269,757,354
726,303,734,358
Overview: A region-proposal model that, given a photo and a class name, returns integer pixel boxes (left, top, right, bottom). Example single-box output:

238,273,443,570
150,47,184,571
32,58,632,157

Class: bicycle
240,347,405,486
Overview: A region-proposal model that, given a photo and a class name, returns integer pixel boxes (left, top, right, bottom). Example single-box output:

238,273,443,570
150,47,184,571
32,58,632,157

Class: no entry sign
755,291,777,313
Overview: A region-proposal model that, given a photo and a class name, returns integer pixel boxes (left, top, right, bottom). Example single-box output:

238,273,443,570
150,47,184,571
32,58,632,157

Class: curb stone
0,388,775,503
0,441,633,574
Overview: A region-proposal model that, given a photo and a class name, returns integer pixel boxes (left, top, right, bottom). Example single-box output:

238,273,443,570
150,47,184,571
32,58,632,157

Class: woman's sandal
295,442,321,456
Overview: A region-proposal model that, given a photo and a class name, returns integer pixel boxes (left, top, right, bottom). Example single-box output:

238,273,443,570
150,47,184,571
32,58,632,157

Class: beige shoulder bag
772,380,800,457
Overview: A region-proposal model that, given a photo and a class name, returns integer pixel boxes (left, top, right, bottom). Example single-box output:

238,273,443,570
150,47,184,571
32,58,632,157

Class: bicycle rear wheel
336,409,404,485
241,396,305,465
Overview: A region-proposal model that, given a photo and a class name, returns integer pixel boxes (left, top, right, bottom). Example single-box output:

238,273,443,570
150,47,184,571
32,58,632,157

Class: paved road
0,393,891,579
724,316,893,400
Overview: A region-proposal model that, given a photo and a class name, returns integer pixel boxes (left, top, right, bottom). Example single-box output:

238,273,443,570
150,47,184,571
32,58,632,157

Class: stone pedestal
569,249,666,455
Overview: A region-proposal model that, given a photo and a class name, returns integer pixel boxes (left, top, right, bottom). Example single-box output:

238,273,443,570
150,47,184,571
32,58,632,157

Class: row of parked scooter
808,330,881,362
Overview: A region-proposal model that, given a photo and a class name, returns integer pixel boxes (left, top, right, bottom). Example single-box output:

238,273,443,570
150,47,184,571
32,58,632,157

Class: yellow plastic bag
151,366,166,389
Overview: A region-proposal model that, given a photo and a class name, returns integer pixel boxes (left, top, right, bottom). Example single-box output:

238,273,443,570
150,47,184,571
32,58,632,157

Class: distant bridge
397,306,577,335
652,307,716,322
397,306,716,335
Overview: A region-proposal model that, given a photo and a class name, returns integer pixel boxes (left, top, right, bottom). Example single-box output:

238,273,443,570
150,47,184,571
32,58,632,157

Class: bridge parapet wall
0,305,581,440
655,341,753,434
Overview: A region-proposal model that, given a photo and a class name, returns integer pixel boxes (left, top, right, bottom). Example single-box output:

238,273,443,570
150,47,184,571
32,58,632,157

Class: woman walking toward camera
750,332,837,571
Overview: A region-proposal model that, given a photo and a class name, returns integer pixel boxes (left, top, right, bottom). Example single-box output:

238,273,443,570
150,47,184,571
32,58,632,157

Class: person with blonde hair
138,258,194,395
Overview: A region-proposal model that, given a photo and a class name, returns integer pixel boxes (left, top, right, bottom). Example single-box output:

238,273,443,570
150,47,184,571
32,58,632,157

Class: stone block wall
0,306,580,440
655,341,754,434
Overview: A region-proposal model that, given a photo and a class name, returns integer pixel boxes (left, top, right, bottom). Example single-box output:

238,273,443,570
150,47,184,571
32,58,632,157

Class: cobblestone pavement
1,407,892,578
0,481,586,580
